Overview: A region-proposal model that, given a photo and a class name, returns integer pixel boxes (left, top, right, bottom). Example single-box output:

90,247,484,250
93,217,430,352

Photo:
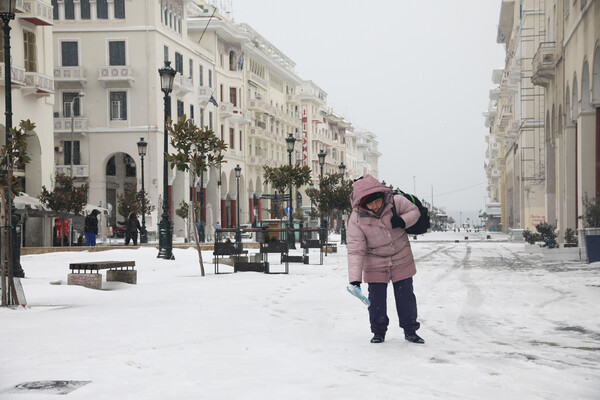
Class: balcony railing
532,42,556,87
54,67,87,87
22,71,54,95
197,85,212,105
0,64,26,86
98,65,134,87
55,164,89,178
173,74,193,95
53,116,88,132
18,0,54,26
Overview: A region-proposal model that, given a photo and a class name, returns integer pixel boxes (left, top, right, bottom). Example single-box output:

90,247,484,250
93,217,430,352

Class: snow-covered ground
1,231,599,399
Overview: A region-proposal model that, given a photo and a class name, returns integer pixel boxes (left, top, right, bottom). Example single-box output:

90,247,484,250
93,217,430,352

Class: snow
1,231,599,399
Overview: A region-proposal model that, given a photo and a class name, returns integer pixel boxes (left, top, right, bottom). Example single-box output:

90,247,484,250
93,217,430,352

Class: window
199,65,204,86
190,105,194,121
239,130,242,151
177,100,184,118
63,92,81,117
64,0,74,19
208,69,212,88
200,108,204,127
175,52,183,74
97,0,108,19
124,154,136,177
110,92,127,120
61,41,78,66
109,41,126,66
23,31,37,72
51,0,58,19
164,45,168,62
189,59,193,81
229,51,236,71
81,0,90,19
229,128,234,149
64,141,80,165
230,87,237,107
114,0,125,19
209,112,213,129
220,84,224,102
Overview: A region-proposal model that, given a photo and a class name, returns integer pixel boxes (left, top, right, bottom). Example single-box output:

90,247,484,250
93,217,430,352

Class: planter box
542,247,583,261
585,235,600,263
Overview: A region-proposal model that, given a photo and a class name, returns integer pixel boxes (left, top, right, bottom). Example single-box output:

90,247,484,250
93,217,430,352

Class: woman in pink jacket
347,174,425,344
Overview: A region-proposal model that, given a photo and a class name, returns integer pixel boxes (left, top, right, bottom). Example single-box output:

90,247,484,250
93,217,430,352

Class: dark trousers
125,232,138,245
368,277,420,334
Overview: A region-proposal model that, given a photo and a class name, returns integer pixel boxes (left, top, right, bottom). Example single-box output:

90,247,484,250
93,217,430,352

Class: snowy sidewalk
1,233,599,399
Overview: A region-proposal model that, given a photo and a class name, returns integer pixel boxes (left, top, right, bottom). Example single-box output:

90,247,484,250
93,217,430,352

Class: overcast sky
230,0,506,221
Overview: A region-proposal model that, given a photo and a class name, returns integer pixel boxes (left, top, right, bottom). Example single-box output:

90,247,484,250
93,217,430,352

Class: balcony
197,85,212,105
22,71,54,95
53,115,88,132
173,74,193,95
0,64,26,86
532,42,556,87
55,164,89,178
218,102,234,119
54,67,87,87
98,65,134,88
18,0,54,26
286,93,299,104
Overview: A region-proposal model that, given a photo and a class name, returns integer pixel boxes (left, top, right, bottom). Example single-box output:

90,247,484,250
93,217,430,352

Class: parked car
111,225,126,238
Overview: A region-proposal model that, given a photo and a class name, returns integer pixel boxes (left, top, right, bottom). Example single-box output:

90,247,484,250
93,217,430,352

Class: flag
237,54,244,71
209,95,218,107
498,27,505,43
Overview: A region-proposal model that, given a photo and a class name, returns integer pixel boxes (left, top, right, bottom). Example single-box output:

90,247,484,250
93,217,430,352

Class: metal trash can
585,235,600,263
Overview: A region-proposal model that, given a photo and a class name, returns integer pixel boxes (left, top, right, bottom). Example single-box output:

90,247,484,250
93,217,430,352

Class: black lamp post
137,137,148,244
1,0,23,278
234,164,241,243
285,133,296,248
339,162,347,245
198,154,206,243
317,149,326,244
157,61,176,260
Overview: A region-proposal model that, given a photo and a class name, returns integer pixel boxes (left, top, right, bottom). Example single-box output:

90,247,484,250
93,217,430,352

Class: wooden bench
68,261,137,290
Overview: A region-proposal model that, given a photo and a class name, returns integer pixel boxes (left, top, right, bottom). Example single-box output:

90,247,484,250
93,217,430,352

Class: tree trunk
190,171,205,276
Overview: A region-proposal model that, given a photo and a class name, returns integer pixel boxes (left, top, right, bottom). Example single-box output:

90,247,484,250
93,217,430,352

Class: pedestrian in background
84,209,100,246
124,212,142,245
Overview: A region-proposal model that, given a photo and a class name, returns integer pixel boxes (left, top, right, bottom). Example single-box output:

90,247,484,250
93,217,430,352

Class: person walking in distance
124,212,142,246
84,209,100,246
346,174,425,344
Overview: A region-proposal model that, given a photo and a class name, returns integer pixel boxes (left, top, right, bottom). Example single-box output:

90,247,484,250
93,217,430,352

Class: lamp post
317,149,326,244
339,162,346,245
285,133,296,248
198,154,206,243
1,0,23,279
157,61,176,260
67,92,84,178
137,137,148,244
234,164,241,243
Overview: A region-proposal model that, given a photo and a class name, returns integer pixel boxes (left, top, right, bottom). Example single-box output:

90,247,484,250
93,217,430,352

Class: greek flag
209,95,218,107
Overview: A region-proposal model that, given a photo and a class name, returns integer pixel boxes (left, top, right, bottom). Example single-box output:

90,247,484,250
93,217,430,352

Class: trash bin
585,235,600,263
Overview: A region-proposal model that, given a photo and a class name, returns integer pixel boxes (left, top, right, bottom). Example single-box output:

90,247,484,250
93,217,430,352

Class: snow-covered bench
68,261,137,290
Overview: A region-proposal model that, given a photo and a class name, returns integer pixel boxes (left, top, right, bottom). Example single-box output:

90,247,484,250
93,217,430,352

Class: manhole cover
1,380,91,395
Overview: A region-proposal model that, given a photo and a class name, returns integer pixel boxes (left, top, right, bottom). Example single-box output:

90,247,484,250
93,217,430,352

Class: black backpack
390,190,430,235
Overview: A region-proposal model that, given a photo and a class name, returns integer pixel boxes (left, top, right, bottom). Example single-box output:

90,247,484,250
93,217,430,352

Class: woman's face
366,197,383,212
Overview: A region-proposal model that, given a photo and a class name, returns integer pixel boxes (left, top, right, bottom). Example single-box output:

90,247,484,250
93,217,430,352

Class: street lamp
198,154,206,243
137,137,148,244
67,92,84,178
339,162,346,245
1,0,24,279
234,164,241,243
157,61,176,260
285,133,296,248
317,149,326,244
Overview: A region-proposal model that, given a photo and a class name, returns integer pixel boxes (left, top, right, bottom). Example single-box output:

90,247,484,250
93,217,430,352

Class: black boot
370,333,385,343
404,331,425,344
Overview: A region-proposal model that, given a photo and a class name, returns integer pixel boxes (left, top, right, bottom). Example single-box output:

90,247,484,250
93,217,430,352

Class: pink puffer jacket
347,174,420,283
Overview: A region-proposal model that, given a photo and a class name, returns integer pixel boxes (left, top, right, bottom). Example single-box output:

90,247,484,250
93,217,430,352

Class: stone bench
68,261,137,290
